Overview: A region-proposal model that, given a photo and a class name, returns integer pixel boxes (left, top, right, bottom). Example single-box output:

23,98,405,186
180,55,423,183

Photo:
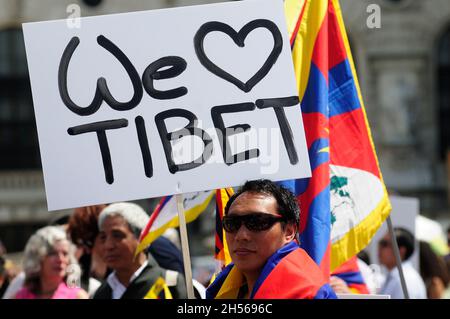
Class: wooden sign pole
176,193,195,299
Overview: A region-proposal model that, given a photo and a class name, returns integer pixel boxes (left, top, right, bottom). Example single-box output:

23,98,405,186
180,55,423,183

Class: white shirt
88,278,101,298
357,258,379,294
106,261,148,299
380,260,426,299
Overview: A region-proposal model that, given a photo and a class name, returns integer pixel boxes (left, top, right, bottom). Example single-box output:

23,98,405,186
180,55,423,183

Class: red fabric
329,108,379,178
254,248,328,299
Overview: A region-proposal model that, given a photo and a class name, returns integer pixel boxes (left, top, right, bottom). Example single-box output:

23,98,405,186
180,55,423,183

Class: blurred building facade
0,0,449,253
340,0,449,221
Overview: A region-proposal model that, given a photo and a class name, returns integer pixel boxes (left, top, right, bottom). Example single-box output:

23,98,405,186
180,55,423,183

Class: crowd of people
0,179,449,299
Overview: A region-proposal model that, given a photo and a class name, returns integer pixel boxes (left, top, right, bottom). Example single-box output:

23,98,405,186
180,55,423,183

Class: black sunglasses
222,213,285,233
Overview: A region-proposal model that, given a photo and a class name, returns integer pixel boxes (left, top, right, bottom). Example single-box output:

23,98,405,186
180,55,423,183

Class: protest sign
23,0,310,210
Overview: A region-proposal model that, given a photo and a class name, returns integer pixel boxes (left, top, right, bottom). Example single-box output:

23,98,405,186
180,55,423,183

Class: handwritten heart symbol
194,19,283,93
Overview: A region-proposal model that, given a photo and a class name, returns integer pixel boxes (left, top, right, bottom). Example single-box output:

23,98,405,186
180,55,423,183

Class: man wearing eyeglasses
206,179,337,299
378,227,426,299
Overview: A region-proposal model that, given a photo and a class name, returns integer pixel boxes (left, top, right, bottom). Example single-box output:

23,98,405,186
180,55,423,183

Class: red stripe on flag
254,248,329,298
329,108,380,178
349,283,370,294
311,9,329,83
320,241,331,278
215,232,224,251
302,113,329,148
290,1,308,47
216,190,224,218
332,256,358,273
298,162,330,233
139,196,167,241
328,0,348,70
215,189,225,261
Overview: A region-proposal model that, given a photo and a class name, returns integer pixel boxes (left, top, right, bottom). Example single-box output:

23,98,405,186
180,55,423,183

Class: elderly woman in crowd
15,226,88,299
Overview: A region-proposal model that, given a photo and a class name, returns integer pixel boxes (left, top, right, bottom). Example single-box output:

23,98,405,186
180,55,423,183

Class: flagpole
176,193,195,299
386,216,410,299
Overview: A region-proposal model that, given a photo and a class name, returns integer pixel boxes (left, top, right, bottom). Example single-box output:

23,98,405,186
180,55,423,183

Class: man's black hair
224,179,300,228
357,249,371,265
393,227,415,261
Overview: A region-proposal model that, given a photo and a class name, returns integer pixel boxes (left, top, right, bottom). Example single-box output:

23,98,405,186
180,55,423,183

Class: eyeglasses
222,213,285,233
378,239,391,248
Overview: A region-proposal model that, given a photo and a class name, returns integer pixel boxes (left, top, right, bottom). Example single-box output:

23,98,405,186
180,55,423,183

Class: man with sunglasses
206,179,337,299
378,227,426,299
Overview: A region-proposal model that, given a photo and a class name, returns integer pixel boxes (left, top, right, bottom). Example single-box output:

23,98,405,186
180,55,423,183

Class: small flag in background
214,188,234,268
282,0,391,276
136,190,215,255
331,256,369,294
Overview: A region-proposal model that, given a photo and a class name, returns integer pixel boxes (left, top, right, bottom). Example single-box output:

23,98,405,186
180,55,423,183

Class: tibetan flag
282,0,391,274
331,256,369,294
136,190,215,255
215,188,234,268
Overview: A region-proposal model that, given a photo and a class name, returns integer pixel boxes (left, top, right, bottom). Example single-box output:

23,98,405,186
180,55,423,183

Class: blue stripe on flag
309,138,329,171
334,271,365,285
301,62,328,116
299,186,330,265
161,195,172,208
277,178,309,196
328,59,360,117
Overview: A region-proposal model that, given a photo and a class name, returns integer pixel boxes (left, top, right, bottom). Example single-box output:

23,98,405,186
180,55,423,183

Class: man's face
378,234,396,269
98,215,138,272
225,191,295,278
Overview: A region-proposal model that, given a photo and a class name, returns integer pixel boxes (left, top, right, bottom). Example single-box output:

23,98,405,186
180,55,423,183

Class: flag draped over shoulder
282,0,391,273
215,188,234,267
136,191,215,255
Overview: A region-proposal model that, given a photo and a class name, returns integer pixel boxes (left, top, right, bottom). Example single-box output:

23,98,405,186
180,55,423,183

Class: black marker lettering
67,119,128,184
255,96,300,164
135,116,153,178
211,102,259,165
155,109,213,174
142,56,188,100
58,36,143,116
58,37,103,116
96,35,143,111
194,19,283,92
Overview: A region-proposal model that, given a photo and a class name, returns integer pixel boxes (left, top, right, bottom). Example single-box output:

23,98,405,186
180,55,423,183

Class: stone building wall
340,0,450,218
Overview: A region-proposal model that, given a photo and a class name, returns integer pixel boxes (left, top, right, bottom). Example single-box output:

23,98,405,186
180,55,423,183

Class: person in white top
378,227,426,299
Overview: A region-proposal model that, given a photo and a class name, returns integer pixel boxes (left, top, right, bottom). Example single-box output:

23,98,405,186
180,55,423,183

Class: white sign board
23,0,310,210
